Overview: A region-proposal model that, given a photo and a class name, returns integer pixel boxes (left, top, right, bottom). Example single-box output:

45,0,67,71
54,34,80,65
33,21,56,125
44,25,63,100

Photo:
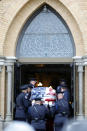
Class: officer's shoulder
19,92,24,95
19,92,25,98
17,92,23,98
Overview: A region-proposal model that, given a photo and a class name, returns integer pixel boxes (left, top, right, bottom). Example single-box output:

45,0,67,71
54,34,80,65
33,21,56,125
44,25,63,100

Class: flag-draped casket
31,87,56,106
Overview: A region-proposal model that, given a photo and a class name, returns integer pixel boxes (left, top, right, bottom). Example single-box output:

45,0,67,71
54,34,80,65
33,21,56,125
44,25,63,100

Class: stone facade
0,0,87,130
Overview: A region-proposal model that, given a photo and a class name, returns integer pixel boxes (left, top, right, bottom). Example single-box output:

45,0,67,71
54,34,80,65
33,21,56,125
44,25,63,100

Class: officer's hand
58,93,63,99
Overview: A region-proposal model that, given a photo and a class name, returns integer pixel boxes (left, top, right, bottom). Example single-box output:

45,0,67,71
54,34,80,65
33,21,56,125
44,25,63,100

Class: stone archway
16,5,75,61
2,0,84,56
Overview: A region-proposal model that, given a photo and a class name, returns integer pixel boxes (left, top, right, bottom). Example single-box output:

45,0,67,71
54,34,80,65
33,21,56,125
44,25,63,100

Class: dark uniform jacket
55,99,70,114
50,98,70,127
15,92,29,119
63,90,70,102
28,104,49,130
25,92,31,107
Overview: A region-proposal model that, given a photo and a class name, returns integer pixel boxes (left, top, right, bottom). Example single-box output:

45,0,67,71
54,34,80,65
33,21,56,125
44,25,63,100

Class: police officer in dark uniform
15,84,29,121
57,80,70,102
25,84,34,107
60,83,70,102
28,98,49,131
57,79,66,92
50,88,70,131
29,78,37,88
24,84,34,122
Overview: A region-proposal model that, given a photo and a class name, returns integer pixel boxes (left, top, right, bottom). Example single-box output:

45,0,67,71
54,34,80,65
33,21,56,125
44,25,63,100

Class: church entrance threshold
14,63,75,130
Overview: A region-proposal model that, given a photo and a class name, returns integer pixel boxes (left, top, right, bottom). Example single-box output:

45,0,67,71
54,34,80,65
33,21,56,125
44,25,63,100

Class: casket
31,87,46,100
31,87,56,106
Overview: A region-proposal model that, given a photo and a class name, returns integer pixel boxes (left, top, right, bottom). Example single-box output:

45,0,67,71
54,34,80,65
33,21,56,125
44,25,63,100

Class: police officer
28,98,49,131
50,89,70,131
15,84,29,121
29,78,37,88
57,80,70,102
57,79,66,92
25,84,34,107
24,84,34,122
61,83,70,102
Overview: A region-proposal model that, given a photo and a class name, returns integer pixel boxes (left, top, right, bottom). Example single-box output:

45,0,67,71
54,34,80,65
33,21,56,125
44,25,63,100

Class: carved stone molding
73,56,83,66
5,57,17,66
82,55,87,66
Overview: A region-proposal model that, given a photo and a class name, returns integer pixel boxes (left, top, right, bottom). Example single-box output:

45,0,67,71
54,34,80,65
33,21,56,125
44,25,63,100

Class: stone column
77,64,84,118
0,57,5,130
5,57,16,121
83,56,87,118
0,66,3,121
5,65,13,121
73,56,84,119
0,58,5,120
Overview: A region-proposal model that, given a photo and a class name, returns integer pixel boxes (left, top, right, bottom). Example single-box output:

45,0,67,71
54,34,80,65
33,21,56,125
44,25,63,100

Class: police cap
20,84,28,90
57,88,62,94
28,84,33,89
29,78,37,82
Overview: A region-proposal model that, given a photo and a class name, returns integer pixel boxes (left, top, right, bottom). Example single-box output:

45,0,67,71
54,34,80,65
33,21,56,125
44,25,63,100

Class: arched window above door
16,5,75,58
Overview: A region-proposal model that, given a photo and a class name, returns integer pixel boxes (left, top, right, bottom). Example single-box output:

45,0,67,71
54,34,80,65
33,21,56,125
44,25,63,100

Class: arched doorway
14,4,76,129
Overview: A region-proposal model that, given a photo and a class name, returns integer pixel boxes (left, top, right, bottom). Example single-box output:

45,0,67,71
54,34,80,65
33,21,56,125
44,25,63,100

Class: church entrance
14,4,76,130
14,63,75,130
14,63,74,97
